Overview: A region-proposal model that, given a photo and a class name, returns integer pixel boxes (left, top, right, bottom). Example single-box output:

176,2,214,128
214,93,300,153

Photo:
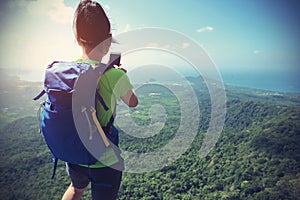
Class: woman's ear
76,37,84,47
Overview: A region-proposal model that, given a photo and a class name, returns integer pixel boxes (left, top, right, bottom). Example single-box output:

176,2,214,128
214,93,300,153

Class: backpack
34,61,118,178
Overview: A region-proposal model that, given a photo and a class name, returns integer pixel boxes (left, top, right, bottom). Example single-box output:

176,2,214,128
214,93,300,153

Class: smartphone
109,52,121,67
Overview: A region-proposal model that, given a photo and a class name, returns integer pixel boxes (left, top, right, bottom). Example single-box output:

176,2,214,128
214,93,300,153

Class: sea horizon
220,68,300,94
1,67,299,94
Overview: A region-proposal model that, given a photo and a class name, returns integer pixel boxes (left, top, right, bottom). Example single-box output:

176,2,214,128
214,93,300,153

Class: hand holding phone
109,53,121,67
108,52,127,73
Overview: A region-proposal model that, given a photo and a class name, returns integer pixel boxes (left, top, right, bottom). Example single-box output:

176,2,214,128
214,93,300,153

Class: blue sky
0,0,299,82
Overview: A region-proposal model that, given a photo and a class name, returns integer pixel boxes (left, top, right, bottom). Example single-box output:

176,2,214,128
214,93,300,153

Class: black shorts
66,163,122,200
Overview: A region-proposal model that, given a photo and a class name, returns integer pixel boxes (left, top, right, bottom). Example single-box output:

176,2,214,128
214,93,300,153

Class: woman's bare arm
121,89,138,107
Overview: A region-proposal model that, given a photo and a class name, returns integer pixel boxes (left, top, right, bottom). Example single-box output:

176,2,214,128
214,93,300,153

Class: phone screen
109,53,121,67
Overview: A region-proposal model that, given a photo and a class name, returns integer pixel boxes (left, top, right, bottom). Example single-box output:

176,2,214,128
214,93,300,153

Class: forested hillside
0,74,42,127
0,76,299,199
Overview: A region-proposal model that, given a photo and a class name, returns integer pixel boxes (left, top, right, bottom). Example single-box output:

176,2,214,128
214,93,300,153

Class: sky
0,0,299,84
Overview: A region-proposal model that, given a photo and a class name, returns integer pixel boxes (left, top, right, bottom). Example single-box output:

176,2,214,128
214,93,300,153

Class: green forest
0,75,299,200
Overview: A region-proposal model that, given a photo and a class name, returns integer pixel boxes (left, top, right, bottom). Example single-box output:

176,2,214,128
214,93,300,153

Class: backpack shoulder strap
94,63,115,130
94,62,114,110
94,62,114,76
96,90,109,111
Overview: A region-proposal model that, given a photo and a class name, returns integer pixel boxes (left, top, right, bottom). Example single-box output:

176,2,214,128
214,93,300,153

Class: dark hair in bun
73,0,111,48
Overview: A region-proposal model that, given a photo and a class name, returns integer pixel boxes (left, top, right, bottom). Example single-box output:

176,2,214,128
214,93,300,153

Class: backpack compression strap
33,90,46,101
51,158,58,179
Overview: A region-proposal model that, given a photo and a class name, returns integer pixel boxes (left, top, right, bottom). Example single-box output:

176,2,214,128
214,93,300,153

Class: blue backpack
34,61,119,178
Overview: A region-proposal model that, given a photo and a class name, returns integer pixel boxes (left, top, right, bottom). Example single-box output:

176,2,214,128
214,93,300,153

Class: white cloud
253,50,263,54
8,0,28,8
145,43,172,49
182,42,190,49
27,0,74,24
123,24,131,32
0,0,79,75
104,4,111,11
197,26,214,33
146,42,159,48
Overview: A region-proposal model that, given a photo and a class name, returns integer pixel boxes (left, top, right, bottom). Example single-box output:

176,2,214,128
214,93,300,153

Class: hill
0,75,299,199
0,74,42,127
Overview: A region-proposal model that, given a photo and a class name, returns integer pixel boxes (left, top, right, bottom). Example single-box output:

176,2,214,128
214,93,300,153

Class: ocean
219,69,300,93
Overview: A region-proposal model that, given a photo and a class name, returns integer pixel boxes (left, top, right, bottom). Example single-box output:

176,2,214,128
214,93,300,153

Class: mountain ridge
0,74,299,199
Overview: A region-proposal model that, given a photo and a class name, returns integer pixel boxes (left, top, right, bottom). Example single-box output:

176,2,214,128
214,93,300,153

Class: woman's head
74,0,111,53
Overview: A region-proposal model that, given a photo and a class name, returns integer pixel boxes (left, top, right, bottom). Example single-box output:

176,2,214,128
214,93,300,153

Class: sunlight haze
0,0,299,91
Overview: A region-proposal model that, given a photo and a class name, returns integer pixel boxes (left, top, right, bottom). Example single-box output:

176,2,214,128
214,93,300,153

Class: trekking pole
90,106,110,147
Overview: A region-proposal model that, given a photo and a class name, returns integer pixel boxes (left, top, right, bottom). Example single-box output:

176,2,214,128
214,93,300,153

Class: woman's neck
81,48,104,63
